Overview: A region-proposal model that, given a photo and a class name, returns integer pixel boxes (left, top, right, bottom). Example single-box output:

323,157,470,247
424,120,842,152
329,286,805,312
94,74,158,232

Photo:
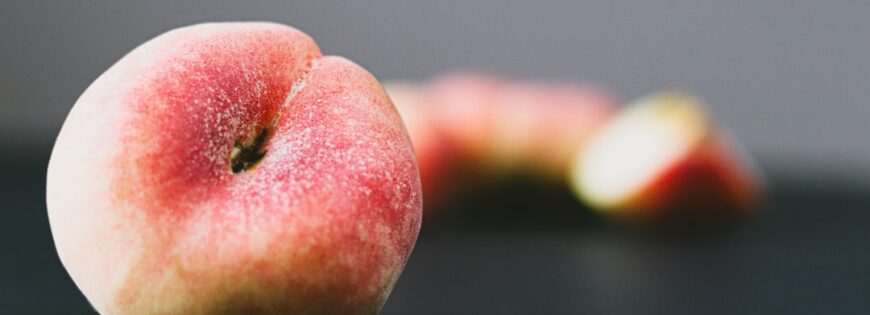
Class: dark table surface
3,149,868,314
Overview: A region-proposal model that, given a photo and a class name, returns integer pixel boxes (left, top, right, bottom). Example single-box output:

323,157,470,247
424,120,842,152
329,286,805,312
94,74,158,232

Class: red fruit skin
47,22,421,314
568,91,765,230
626,134,762,220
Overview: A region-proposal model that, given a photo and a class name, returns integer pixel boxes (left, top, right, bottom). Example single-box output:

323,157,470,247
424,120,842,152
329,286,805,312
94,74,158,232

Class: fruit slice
570,92,763,219
490,82,615,177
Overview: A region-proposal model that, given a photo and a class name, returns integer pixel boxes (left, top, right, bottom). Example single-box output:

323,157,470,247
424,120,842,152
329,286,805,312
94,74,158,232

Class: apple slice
569,92,763,220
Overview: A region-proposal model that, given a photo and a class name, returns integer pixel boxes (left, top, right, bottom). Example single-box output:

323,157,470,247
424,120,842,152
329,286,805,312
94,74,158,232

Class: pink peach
47,22,422,314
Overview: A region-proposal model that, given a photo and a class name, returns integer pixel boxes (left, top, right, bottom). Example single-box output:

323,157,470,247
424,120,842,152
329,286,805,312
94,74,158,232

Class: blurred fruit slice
387,73,617,213
570,91,763,221
490,82,615,178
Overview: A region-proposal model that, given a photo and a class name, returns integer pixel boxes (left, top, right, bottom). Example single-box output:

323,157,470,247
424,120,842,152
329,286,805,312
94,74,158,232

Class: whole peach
47,22,422,314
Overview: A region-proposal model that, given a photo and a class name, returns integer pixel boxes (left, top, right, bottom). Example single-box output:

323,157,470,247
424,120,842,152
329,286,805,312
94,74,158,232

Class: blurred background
1,1,868,314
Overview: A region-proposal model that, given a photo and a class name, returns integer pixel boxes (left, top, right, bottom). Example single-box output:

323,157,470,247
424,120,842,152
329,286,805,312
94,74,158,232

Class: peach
46,22,421,314
569,92,763,220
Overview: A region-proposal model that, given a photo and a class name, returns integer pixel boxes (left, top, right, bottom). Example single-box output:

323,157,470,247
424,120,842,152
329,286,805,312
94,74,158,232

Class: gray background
2,2,869,314
2,0,868,177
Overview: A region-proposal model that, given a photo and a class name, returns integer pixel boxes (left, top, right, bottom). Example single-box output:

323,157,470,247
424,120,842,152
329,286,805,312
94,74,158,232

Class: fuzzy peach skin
570,92,763,219
383,82,457,206
46,22,422,315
